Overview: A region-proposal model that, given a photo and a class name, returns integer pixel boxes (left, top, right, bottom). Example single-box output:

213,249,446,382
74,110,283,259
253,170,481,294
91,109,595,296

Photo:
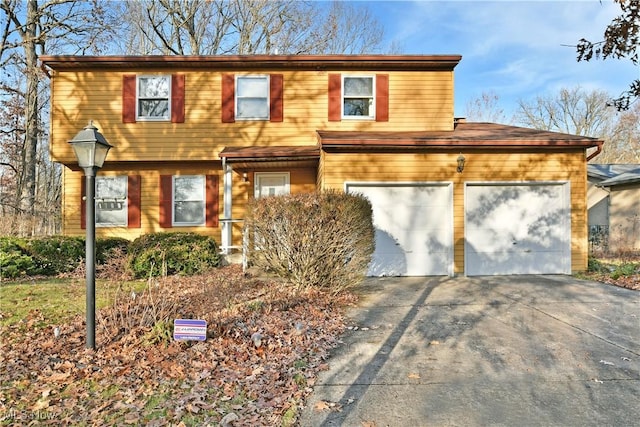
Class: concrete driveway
299,275,640,427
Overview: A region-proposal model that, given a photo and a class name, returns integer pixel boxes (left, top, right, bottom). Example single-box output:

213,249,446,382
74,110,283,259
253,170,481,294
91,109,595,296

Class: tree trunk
18,0,40,235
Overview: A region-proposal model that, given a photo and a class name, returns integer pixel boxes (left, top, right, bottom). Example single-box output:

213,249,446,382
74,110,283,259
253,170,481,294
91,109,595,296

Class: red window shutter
171,74,185,123
328,74,341,121
127,175,141,228
221,74,235,123
376,74,389,122
205,175,219,227
270,74,284,122
80,177,86,230
159,175,173,228
122,74,137,123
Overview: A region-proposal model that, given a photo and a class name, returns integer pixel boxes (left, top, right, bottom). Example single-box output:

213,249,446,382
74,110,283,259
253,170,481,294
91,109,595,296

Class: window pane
96,207,127,226
237,98,269,119
175,176,204,201
344,77,373,96
96,176,127,199
139,100,169,118
174,201,205,223
237,77,268,97
344,98,371,116
139,77,169,98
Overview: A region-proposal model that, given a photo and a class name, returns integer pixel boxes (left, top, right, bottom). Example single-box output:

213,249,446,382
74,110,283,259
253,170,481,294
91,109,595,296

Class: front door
254,172,290,198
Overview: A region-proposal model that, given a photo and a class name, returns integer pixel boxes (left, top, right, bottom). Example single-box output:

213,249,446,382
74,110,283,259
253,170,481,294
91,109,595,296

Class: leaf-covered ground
580,257,640,291
0,266,356,426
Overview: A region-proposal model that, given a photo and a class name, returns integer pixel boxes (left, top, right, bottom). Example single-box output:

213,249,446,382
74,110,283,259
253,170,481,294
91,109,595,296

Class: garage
346,182,453,276
465,182,571,275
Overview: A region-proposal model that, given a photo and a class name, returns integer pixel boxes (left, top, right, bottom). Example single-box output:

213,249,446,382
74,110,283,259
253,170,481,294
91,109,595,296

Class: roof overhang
318,123,603,151
219,145,320,170
39,54,462,72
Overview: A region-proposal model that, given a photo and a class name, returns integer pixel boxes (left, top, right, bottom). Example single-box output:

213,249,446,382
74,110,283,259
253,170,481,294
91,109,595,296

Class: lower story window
96,176,128,227
173,175,205,225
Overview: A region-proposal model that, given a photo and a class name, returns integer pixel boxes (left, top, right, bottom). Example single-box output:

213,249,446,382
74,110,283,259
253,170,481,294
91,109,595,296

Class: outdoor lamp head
68,121,113,169
456,153,466,173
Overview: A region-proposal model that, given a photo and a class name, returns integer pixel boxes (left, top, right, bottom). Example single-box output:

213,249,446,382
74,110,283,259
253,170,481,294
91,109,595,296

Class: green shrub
26,236,85,275
127,232,221,278
610,262,638,280
587,256,607,273
96,237,130,264
244,190,375,293
0,237,36,279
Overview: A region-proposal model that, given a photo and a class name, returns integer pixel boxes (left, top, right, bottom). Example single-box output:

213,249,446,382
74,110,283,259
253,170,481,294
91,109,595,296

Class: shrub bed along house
127,232,221,278
0,233,221,280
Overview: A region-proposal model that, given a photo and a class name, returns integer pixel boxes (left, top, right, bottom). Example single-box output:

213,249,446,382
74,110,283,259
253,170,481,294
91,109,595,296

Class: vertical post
222,160,233,254
84,167,97,350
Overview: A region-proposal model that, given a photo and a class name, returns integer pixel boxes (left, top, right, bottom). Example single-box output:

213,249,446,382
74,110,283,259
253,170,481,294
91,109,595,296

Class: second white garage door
465,182,571,275
346,183,453,276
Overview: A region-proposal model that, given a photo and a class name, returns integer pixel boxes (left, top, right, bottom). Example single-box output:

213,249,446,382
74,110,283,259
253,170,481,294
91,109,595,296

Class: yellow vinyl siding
49,70,454,163
319,151,588,273
62,165,224,242
63,164,318,245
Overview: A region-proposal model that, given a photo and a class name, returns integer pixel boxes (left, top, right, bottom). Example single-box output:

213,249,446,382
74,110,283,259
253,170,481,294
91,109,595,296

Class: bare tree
119,0,385,55
0,0,121,236
514,87,639,163
464,91,511,124
575,0,639,110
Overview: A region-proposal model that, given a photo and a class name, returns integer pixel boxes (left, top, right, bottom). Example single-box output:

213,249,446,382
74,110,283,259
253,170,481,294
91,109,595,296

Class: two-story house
40,55,603,276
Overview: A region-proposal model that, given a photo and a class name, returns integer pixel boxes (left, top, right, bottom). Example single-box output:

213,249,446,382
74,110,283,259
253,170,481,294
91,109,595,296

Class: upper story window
137,75,171,120
236,75,269,120
221,74,283,123
96,176,128,227
123,74,184,123
343,76,374,119
328,73,388,122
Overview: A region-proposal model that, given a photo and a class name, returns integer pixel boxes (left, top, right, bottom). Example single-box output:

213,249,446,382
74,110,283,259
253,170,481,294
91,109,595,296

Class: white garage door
465,182,571,275
346,183,453,276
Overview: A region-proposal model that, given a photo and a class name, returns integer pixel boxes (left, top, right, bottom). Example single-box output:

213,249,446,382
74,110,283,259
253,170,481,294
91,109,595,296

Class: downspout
586,141,603,162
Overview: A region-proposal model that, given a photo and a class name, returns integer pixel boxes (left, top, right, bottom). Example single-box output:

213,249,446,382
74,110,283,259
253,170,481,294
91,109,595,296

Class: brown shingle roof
318,122,603,149
40,55,461,72
219,145,320,160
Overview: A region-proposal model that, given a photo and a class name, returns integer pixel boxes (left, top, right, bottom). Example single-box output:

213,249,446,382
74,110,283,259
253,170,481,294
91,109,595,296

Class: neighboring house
40,55,603,276
587,164,640,253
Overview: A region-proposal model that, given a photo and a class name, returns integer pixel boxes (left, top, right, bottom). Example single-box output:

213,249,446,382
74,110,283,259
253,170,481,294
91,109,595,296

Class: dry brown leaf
314,400,332,412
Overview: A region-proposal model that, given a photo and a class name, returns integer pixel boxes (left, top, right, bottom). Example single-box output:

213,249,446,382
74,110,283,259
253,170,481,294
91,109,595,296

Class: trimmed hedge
127,232,221,278
244,190,375,293
1,236,129,279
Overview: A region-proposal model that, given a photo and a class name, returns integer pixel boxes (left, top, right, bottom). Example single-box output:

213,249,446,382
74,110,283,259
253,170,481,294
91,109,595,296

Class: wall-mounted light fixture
242,172,249,182
456,153,466,173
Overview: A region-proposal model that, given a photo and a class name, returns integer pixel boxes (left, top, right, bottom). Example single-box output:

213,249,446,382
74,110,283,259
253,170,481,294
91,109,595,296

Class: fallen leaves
0,265,355,425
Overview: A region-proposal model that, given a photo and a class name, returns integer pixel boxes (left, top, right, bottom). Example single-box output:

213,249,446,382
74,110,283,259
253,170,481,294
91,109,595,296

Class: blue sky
366,0,639,119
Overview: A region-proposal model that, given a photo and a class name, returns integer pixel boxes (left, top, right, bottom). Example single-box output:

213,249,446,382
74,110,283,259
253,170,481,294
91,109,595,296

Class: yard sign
173,319,207,341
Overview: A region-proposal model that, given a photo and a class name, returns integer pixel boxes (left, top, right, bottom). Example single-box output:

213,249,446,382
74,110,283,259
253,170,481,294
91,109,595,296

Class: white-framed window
173,175,205,225
236,75,269,120
254,172,290,198
96,176,128,227
343,75,375,119
137,75,171,120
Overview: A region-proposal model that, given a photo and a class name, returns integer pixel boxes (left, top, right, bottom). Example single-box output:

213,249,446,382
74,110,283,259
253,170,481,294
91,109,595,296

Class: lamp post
68,121,112,350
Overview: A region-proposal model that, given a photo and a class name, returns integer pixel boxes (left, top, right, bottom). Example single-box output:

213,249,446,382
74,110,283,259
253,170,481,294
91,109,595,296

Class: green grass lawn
0,278,147,328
